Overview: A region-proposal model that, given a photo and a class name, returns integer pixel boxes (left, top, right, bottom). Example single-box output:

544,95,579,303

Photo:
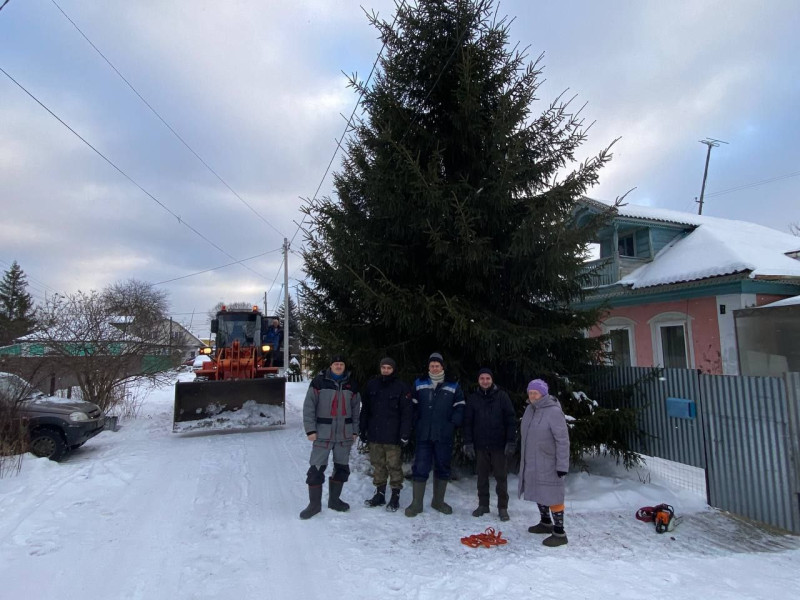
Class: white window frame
601,316,637,367
648,311,695,369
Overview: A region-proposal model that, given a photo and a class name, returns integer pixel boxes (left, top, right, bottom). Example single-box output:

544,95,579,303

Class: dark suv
0,372,105,461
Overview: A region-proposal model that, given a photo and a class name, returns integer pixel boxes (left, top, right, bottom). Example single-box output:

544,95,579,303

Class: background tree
0,261,35,346
301,0,615,389
33,280,176,413
275,296,302,356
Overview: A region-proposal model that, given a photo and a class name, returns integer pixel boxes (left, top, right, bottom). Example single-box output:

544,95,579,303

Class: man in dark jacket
463,368,517,521
360,357,413,512
299,355,361,520
405,352,465,517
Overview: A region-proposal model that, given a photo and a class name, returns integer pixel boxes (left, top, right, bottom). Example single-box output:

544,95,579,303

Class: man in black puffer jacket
360,357,413,512
463,368,516,521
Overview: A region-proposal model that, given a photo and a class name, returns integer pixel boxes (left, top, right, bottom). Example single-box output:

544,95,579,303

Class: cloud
1,0,798,332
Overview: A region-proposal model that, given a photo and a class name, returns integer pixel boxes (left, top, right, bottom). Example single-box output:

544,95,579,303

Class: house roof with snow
577,198,800,290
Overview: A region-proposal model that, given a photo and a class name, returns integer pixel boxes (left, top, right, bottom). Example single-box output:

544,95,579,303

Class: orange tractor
173,305,286,432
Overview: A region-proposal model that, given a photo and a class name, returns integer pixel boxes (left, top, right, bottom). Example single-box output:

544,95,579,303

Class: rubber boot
472,505,490,517
498,508,510,522
430,477,452,515
328,480,350,512
365,484,386,507
299,485,323,520
404,480,426,517
386,488,401,512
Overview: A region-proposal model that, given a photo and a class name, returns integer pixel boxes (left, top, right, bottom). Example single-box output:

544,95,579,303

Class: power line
49,0,285,238
288,2,404,249
705,169,800,199
153,247,282,286
0,66,268,281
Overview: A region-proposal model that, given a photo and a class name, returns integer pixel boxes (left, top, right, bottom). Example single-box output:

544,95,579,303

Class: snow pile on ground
173,401,286,433
1,374,798,600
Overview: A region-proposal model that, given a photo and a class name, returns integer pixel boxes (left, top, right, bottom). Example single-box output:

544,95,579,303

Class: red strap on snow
460,527,508,548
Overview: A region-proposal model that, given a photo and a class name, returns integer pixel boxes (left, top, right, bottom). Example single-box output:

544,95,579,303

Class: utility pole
263,292,268,316
696,138,728,215
283,238,290,374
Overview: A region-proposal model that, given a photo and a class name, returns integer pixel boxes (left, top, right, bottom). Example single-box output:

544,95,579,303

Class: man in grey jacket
300,355,361,519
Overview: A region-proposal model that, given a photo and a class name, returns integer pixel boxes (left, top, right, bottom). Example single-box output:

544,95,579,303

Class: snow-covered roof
757,295,800,308
584,199,800,289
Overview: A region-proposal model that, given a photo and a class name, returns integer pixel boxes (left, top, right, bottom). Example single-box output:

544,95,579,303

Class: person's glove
557,470,568,478
504,442,516,457
463,444,475,460
400,438,409,447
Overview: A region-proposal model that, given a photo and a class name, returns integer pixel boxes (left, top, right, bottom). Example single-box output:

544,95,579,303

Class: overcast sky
2,0,798,335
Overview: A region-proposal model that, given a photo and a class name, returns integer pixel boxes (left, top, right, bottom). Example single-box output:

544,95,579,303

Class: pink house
575,199,800,375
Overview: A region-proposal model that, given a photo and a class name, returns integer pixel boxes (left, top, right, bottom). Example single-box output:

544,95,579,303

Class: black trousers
476,447,509,509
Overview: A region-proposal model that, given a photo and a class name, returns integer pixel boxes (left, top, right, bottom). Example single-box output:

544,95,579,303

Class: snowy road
1,374,798,600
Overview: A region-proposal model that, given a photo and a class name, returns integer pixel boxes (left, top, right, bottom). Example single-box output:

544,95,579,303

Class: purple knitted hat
527,379,549,396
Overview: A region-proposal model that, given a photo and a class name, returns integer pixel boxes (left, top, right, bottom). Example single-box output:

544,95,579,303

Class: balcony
581,256,650,288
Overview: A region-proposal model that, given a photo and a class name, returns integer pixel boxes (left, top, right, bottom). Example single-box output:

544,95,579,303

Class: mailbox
666,397,696,420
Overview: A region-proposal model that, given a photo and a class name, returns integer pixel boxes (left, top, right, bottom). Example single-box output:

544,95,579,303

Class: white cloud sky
1,0,798,335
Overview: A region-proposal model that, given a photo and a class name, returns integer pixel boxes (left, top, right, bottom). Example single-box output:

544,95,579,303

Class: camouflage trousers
369,443,404,490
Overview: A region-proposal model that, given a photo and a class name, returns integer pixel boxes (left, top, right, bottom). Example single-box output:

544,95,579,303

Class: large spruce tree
301,0,614,388
0,261,35,346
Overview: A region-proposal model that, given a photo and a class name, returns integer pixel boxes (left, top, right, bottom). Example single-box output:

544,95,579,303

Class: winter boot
528,521,553,534
543,530,568,546
528,503,553,533
543,509,568,546
327,480,350,512
386,488,401,512
431,477,452,515
299,485,323,520
472,505,490,517
498,508,510,522
404,480,426,517
365,484,386,507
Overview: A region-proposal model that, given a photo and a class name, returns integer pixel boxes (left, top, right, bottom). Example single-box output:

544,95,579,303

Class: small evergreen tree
302,0,615,389
275,296,302,356
0,261,35,346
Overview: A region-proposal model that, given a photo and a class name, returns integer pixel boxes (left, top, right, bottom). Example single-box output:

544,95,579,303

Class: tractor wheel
29,428,68,461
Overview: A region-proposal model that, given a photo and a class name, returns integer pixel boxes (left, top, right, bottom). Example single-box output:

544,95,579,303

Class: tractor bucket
173,377,286,433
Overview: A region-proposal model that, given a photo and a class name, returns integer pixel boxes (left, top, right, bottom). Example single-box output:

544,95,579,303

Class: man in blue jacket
405,352,465,517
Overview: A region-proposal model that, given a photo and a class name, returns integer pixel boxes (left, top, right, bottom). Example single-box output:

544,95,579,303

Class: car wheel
29,428,68,461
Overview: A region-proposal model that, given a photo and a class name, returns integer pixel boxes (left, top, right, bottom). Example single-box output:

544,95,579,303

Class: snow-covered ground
2,373,799,600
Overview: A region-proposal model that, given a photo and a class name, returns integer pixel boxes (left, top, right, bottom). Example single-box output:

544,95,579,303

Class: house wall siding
592,296,722,373
650,226,683,255
634,229,650,258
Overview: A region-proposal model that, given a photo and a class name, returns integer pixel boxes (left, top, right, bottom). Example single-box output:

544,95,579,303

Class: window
609,329,632,366
660,325,687,368
618,234,635,257
601,317,637,367
649,312,694,369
